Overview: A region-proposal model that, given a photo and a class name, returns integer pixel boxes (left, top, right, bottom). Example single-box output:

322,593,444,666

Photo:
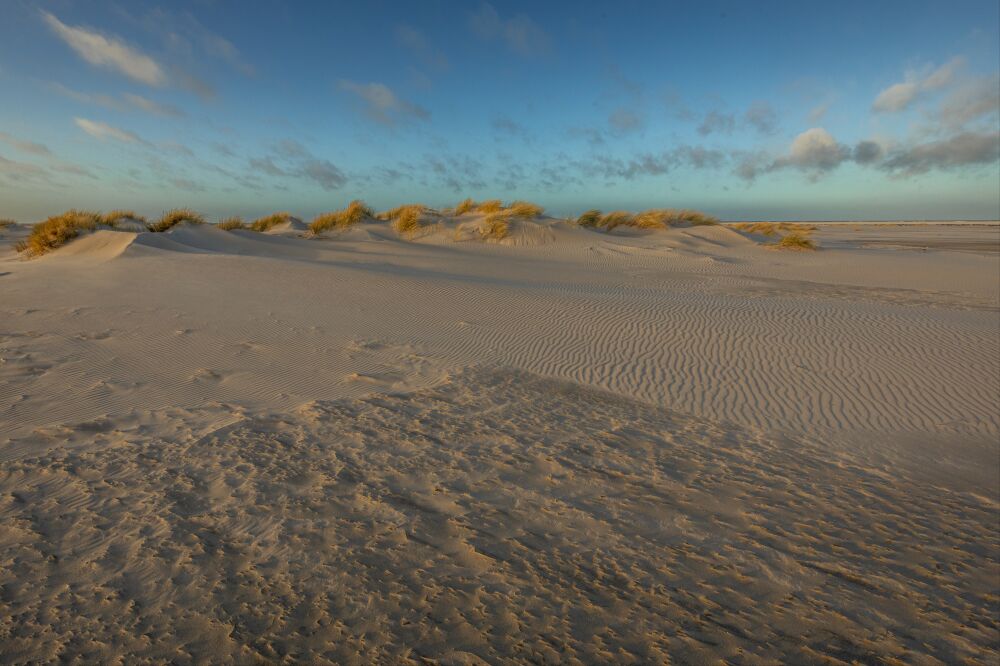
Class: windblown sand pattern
0,220,997,662
0,369,996,663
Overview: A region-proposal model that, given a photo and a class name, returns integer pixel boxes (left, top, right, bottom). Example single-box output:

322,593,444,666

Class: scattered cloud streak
74,117,148,145
395,25,448,70
41,11,166,86
873,56,964,112
0,132,52,156
469,3,549,56
339,80,429,126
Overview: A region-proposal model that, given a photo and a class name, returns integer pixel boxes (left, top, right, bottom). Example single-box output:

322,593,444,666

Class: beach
0,219,997,662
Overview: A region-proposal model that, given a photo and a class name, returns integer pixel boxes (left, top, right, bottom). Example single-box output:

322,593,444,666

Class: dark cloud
395,24,448,70
744,101,778,135
299,159,347,190
339,80,430,126
608,108,643,134
697,110,735,136
492,116,530,141
0,132,52,156
852,141,883,165
469,3,549,57
880,131,1000,175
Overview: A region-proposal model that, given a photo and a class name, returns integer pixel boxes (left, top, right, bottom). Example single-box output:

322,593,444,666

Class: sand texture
0,220,997,663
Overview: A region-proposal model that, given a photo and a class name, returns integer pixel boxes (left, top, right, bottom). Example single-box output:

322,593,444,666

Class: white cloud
41,11,166,86
74,118,146,144
873,56,964,112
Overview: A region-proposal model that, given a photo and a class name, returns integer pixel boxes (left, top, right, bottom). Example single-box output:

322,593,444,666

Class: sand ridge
1,222,997,448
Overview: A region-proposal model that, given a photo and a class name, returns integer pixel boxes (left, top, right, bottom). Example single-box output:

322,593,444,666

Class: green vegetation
149,209,205,232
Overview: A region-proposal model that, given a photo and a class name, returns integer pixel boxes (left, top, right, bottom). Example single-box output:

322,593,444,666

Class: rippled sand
0,221,997,662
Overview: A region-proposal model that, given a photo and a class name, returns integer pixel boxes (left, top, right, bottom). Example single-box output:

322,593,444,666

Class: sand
0,219,997,662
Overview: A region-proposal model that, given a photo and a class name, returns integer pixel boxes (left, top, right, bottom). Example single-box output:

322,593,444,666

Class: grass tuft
102,210,147,228
250,211,293,232
576,209,602,227
217,217,247,231
16,210,101,256
475,199,504,214
505,200,545,218
310,200,374,234
733,222,816,236
776,233,817,250
479,213,510,240
390,206,426,235
599,211,636,230
0,219,17,229
453,198,477,216
149,209,205,232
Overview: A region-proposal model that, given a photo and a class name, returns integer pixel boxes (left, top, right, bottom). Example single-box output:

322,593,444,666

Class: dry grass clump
505,200,545,217
390,206,426,235
250,211,293,232
453,198,477,215
776,233,817,250
599,211,636,230
377,204,429,222
475,199,504,214
577,208,717,231
733,222,816,236
15,210,101,256
149,209,205,232
310,200,374,234
576,209,602,227
479,214,510,240
102,210,147,228
0,219,17,229
217,217,247,231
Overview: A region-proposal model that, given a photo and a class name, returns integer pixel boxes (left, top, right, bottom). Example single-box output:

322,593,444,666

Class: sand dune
0,220,997,662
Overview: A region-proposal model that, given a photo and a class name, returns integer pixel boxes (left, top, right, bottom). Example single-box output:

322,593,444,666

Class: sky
1,0,998,221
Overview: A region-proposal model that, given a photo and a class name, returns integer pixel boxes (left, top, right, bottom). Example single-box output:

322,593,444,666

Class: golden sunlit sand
0,215,997,662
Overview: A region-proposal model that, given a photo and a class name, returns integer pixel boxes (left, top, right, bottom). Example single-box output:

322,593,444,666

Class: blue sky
1,0,998,221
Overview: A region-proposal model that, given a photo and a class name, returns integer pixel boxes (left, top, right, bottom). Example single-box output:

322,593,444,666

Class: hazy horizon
2,0,999,221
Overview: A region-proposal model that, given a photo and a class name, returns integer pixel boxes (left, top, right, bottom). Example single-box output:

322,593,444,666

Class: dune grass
388,206,427,235
505,200,545,217
776,233,817,250
310,200,374,234
453,198,477,216
217,217,247,231
576,209,602,227
15,210,101,256
149,209,205,233
576,208,718,231
732,222,817,236
250,211,293,232
598,211,636,230
101,210,147,228
479,213,510,240
378,203,430,222
475,199,504,214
